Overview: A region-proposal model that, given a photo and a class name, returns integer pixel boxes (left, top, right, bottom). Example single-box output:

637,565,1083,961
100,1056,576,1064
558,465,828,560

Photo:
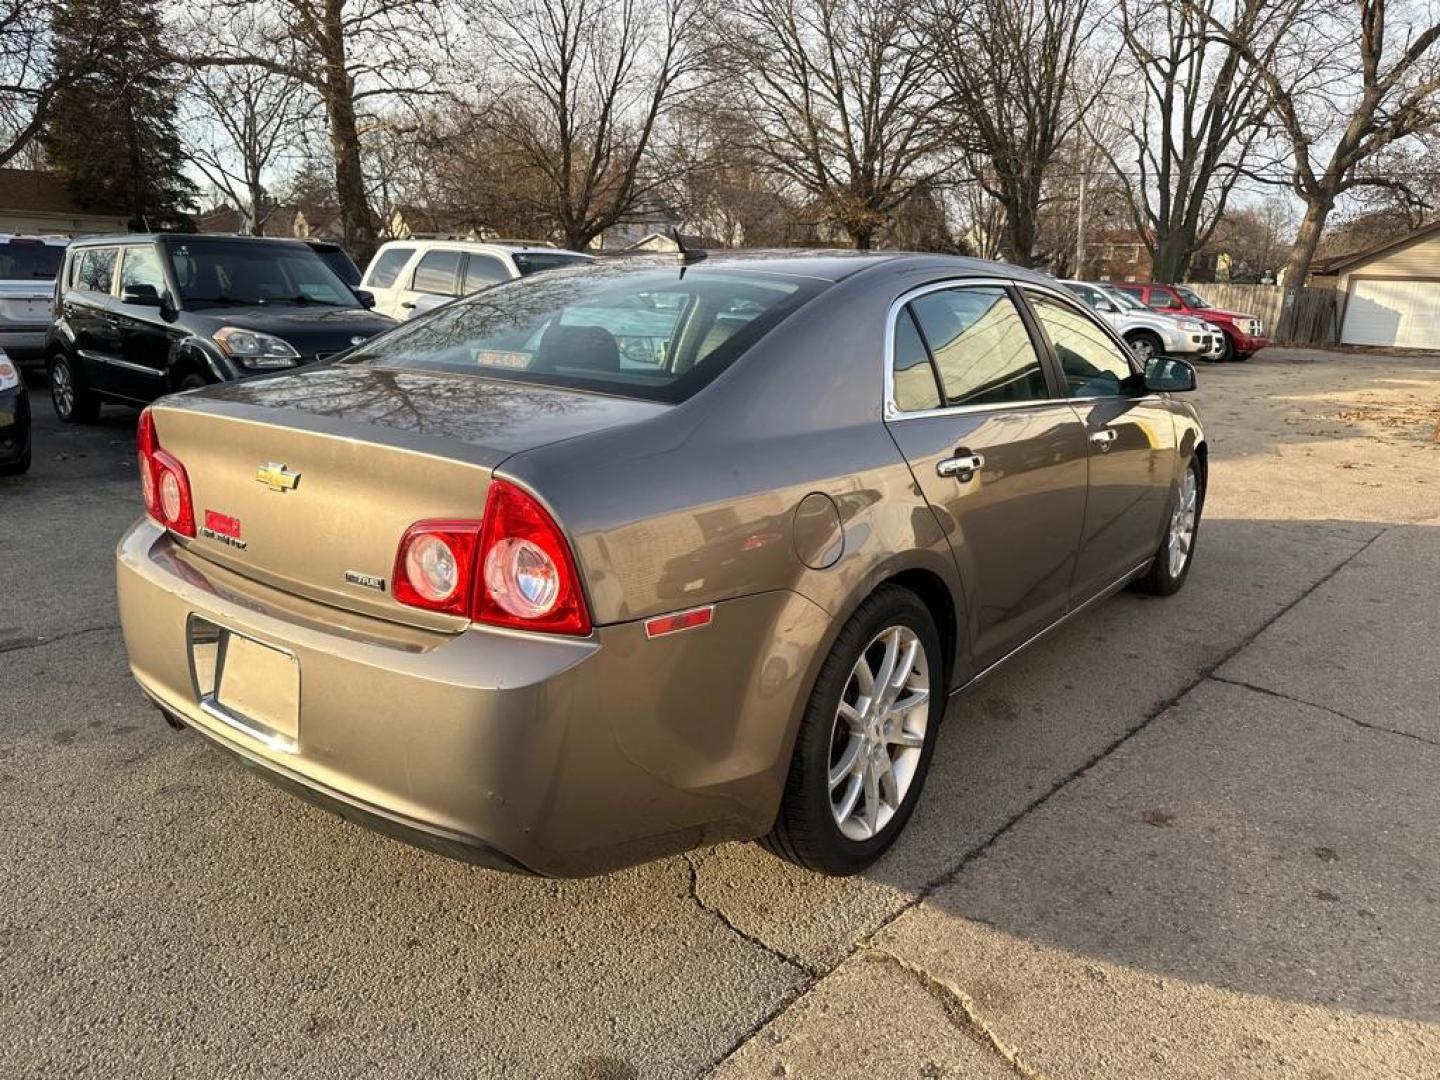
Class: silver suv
0,235,67,367
1062,279,1224,362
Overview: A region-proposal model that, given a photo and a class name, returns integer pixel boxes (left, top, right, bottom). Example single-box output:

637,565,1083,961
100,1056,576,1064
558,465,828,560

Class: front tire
0,444,29,476
1134,458,1202,596
1125,331,1163,364
48,352,99,423
762,585,944,875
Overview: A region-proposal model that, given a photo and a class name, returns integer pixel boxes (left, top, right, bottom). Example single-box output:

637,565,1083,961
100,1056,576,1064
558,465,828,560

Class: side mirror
354,288,376,309
1144,356,1197,393
121,283,161,306
1095,298,1117,313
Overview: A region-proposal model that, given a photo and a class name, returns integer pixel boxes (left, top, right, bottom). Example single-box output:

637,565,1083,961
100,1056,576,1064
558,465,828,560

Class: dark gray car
116,252,1205,876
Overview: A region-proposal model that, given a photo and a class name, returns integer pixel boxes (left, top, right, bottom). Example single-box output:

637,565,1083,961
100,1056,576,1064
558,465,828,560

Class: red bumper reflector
644,606,714,639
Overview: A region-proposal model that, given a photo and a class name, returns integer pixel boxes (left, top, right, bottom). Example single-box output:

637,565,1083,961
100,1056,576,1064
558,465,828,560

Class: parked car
304,239,363,287
1116,282,1268,361
45,234,396,422
116,252,1206,878
0,347,31,474
1061,280,1225,362
360,240,593,320
0,234,68,369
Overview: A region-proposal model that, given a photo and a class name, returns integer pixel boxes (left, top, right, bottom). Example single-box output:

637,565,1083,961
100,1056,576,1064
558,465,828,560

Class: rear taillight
136,408,195,537
392,480,591,635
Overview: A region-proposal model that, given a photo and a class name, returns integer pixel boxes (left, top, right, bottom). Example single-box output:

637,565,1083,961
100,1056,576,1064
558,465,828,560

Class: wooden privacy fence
1181,283,1340,346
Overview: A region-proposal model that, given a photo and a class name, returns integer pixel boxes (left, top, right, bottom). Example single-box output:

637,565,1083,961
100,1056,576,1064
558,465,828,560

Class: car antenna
673,227,706,266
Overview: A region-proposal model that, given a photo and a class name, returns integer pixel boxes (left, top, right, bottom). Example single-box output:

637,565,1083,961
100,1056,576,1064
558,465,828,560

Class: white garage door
1341,279,1440,349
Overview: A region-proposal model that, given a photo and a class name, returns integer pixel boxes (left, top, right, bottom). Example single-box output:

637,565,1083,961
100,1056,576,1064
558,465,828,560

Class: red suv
1117,283,1268,361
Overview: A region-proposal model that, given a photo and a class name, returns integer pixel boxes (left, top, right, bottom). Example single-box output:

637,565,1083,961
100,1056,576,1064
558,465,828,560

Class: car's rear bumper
0,330,46,362
117,519,828,876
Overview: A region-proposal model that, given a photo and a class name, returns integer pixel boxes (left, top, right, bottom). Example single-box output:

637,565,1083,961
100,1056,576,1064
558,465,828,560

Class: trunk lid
0,280,54,328
152,366,666,629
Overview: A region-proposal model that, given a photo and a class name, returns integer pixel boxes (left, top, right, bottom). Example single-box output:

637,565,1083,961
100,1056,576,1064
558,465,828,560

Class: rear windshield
0,241,64,280
165,239,360,308
339,264,823,402
512,252,591,276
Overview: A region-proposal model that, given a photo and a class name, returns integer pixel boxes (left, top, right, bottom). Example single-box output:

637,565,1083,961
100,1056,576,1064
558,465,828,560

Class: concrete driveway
1,348,1436,1079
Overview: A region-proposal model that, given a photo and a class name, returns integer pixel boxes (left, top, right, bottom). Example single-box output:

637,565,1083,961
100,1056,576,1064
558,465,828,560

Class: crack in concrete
1209,674,1440,748
704,526,1392,1076
0,623,120,656
684,852,818,977
865,945,1048,1078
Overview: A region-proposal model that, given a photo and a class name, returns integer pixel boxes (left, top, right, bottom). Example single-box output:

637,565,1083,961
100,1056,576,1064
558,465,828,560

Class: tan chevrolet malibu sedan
117,252,1206,877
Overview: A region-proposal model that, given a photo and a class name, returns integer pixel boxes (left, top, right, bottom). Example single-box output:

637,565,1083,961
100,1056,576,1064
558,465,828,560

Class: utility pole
1074,168,1087,278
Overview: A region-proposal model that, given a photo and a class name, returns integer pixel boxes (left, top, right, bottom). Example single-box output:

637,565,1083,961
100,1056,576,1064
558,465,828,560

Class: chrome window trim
882,276,1151,421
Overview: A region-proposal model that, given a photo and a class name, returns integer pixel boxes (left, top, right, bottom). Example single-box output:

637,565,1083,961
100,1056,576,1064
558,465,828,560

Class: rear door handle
937,452,985,481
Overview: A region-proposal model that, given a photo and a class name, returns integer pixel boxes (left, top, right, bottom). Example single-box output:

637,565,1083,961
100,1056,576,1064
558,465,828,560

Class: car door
1023,288,1176,603
397,248,463,316
883,282,1090,674
109,245,172,401
64,246,124,393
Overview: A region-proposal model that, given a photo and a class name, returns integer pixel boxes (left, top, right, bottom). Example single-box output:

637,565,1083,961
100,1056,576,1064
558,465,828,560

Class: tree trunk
319,3,376,261
850,226,874,251
1151,234,1193,282
1281,197,1330,289
1000,206,1036,267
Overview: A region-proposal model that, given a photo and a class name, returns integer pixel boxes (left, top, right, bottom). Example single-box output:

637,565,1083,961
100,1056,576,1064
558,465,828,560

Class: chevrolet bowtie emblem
256,462,301,492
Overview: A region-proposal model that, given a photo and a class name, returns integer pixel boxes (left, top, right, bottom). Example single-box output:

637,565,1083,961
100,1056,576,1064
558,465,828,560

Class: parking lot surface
2,348,1437,1078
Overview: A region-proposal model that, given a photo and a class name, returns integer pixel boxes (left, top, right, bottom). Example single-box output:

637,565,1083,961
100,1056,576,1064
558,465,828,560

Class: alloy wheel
1129,337,1157,362
1167,467,1199,577
828,625,931,842
51,360,74,419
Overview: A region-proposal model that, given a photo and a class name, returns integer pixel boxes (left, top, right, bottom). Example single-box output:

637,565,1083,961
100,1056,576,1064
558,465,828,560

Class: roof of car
67,233,318,248
600,249,1053,286
374,238,590,257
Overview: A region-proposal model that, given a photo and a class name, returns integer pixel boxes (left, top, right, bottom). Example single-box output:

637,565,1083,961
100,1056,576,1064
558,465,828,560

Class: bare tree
924,0,1108,266
1095,0,1278,280
1219,0,1440,287
182,12,316,234
0,0,121,166
188,0,450,260
462,0,705,251
713,0,951,249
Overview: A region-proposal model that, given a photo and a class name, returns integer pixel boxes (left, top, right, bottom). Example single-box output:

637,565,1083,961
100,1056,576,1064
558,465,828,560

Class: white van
360,240,592,320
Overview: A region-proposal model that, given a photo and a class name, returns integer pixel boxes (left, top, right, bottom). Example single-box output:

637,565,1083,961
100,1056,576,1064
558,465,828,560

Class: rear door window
411,250,462,295
75,247,119,294
463,253,509,292
907,286,1049,407
365,247,413,289
890,309,942,412
341,266,822,403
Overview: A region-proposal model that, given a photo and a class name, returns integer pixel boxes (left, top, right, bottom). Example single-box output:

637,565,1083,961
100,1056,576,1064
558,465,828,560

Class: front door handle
937,451,985,481
1089,428,1118,450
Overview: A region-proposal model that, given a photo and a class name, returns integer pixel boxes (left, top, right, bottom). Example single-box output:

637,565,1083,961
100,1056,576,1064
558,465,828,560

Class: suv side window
906,286,1048,408
463,254,509,292
1026,292,1136,399
1149,289,1181,310
75,247,118,294
411,249,462,295
119,246,165,297
366,247,413,289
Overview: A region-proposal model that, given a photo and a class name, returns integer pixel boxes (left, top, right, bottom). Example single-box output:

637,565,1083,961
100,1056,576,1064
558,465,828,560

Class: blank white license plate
214,633,300,743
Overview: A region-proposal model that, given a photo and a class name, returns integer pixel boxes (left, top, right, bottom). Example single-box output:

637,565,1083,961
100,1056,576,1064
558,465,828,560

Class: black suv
44,234,395,421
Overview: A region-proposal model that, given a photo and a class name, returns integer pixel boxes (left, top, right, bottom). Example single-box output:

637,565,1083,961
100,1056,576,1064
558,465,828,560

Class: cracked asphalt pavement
2,348,1437,1079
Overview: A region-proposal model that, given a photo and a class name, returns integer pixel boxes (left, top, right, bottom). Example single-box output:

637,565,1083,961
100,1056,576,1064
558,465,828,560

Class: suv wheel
48,353,99,423
1126,331,1162,363
762,585,944,875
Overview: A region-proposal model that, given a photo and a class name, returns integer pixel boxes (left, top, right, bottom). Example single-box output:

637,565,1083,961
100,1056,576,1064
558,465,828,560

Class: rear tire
48,352,99,423
1133,458,1203,596
762,584,944,875
176,372,208,392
